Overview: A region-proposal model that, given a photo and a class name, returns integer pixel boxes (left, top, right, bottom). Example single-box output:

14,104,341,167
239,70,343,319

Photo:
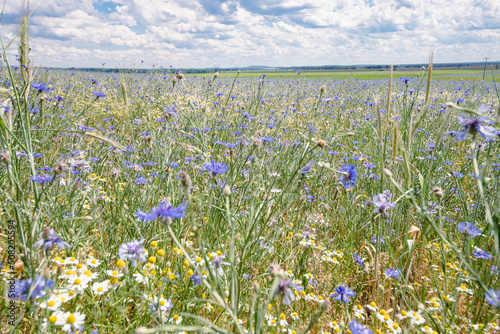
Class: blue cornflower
349,320,372,334
31,174,54,184
485,289,500,307
454,107,497,141
492,265,499,275
33,228,70,251
118,238,147,266
371,190,396,217
136,201,188,224
473,249,494,260
400,77,413,85
331,285,356,303
353,254,365,268
457,222,482,237
92,91,106,98
32,82,48,92
371,235,385,244
275,278,303,306
299,165,311,175
204,160,228,175
384,268,402,280
13,275,55,300
190,274,202,286
259,136,275,143
135,176,148,185
338,164,357,188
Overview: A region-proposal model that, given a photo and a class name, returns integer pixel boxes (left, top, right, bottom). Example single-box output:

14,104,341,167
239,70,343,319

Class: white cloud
0,0,498,68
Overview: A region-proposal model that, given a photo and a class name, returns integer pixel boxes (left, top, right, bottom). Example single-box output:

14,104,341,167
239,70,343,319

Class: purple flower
384,268,402,280
204,160,228,175
473,249,494,260
485,289,500,307
118,238,147,266
338,164,357,188
92,91,106,98
371,235,385,244
33,228,70,251
210,254,229,276
299,165,311,175
372,190,396,216
135,176,148,185
259,136,275,143
353,254,365,268
31,174,54,184
457,222,482,237
349,320,372,334
400,77,413,84
455,108,498,141
136,201,188,223
190,274,202,286
331,285,356,303
13,275,55,300
275,278,303,305
32,82,48,92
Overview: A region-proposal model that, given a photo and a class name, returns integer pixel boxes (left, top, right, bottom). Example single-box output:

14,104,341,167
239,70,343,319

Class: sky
1,0,499,69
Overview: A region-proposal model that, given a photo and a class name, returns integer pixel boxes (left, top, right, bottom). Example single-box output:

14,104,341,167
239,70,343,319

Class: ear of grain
387,62,393,115
411,51,434,138
392,120,398,162
424,50,434,105
119,72,129,106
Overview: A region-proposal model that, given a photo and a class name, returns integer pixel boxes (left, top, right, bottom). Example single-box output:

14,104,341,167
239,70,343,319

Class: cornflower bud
432,186,444,199
317,139,327,148
181,172,192,189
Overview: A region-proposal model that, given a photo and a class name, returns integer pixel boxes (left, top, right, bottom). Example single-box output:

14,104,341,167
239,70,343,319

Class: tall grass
0,13,500,334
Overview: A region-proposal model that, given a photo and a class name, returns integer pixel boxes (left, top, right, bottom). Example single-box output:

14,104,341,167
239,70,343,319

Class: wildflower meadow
2,15,500,334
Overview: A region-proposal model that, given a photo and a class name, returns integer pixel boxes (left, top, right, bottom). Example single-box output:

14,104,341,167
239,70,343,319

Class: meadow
213,70,500,81
1,31,500,334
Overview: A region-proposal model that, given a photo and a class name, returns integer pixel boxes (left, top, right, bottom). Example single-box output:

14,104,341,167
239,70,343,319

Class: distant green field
202,69,499,81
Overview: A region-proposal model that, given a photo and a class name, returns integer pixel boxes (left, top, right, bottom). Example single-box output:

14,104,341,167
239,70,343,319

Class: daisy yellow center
110,277,119,284
279,313,286,320
97,287,103,292
66,314,76,324
48,300,56,307
91,259,97,264
49,315,57,324
112,270,119,276
74,278,81,285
